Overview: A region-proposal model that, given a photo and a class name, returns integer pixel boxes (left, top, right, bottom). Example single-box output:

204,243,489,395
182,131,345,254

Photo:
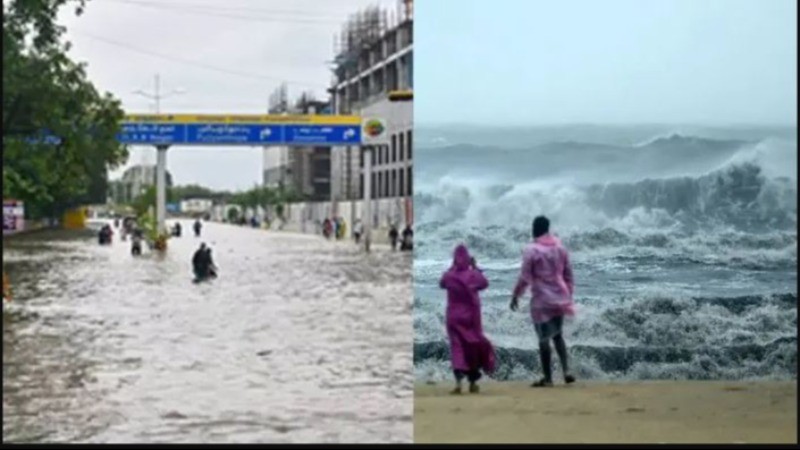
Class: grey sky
416,0,797,126
59,0,397,190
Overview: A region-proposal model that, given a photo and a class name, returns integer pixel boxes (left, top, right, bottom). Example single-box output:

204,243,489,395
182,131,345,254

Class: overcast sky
59,0,397,190
416,0,797,126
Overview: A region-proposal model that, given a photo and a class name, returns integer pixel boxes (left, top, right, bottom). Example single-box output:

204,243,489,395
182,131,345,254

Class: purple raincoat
440,244,496,375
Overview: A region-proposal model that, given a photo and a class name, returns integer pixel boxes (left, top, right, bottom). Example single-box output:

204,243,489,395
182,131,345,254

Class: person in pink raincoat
511,215,576,387
440,244,496,394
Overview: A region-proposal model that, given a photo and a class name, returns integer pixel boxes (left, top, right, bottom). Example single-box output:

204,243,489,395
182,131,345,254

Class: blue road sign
120,123,186,144
24,117,364,147
284,125,360,145
117,123,362,146
184,124,284,145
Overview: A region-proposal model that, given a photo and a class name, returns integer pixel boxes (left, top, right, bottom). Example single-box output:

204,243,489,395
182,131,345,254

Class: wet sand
414,380,797,444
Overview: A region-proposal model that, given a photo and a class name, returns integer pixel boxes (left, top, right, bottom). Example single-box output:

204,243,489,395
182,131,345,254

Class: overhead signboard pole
363,146,373,253
116,113,367,243
131,75,185,236
360,117,388,253
155,144,169,234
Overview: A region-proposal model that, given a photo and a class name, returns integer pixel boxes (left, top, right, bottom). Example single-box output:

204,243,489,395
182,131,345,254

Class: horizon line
415,121,798,128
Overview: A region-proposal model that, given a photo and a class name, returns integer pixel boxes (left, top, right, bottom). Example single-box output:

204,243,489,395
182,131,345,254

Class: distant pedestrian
131,228,143,256
400,224,413,251
323,218,333,239
337,217,347,240
194,219,202,237
172,222,182,237
354,219,363,244
389,224,399,250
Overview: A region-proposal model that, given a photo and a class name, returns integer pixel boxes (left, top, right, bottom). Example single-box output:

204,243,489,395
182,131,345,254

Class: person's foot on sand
450,386,462,395
469,383,480,394
565,374,576,384
531,378,553,387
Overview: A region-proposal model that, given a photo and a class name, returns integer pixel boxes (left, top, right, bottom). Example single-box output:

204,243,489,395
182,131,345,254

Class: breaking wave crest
415,293,797,381
415,132,797,381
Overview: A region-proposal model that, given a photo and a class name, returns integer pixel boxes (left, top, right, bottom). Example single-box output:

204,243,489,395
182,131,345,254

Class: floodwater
2,222,413,443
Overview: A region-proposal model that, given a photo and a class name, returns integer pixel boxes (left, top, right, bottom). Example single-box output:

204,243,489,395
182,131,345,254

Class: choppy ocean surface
414,125,797,381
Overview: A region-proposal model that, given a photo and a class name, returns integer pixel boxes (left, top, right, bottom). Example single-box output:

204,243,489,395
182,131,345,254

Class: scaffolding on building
332,1,412,79
327,0,413,204
268,83,288,114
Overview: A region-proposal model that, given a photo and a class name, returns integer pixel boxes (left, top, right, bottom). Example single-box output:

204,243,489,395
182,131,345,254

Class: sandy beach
414,380,797,444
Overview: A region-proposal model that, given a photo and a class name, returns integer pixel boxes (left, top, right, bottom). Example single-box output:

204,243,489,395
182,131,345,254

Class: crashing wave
414,292,797,381
416,137,797,235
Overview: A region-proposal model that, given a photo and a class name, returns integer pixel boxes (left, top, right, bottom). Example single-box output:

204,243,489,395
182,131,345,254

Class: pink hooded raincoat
440,244,496,375
512,234,576,324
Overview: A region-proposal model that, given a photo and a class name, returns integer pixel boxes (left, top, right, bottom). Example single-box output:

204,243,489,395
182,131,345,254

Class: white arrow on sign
260,128,272,139
344,128,356,140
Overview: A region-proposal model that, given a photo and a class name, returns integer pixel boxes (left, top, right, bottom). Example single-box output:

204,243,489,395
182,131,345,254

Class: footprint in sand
723,386,747,392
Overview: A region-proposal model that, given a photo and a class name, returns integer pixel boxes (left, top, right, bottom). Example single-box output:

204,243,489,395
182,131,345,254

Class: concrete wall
281,197,412,244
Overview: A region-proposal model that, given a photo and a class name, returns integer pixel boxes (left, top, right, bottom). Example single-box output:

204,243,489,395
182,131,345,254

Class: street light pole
154,73,161,114
132,74,185,235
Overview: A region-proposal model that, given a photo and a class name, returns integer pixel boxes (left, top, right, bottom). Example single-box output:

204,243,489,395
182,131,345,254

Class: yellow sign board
123,114,361,125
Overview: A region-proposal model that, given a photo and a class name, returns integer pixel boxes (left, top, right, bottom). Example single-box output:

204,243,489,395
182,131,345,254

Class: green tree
3,0,128,220
130,185,156,217
170,184,216,202
226,207,240,223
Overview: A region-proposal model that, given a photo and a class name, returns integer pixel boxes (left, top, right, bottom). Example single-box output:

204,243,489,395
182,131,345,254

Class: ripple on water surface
3,223,413,443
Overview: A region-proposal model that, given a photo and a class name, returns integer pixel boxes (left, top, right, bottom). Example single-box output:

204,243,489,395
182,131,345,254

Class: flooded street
2,222,413,443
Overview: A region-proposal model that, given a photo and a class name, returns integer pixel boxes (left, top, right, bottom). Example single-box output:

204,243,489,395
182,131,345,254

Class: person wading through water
401,224,413,251
192,243,213,280
193,219,202,238
204,247,218,278
131,228,143,256
511,215,577,387
388,224,399,250
440,244,496,394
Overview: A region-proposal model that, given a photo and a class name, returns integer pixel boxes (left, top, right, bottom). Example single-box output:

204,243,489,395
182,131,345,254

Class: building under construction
263,85,332,202
329,0,413,213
